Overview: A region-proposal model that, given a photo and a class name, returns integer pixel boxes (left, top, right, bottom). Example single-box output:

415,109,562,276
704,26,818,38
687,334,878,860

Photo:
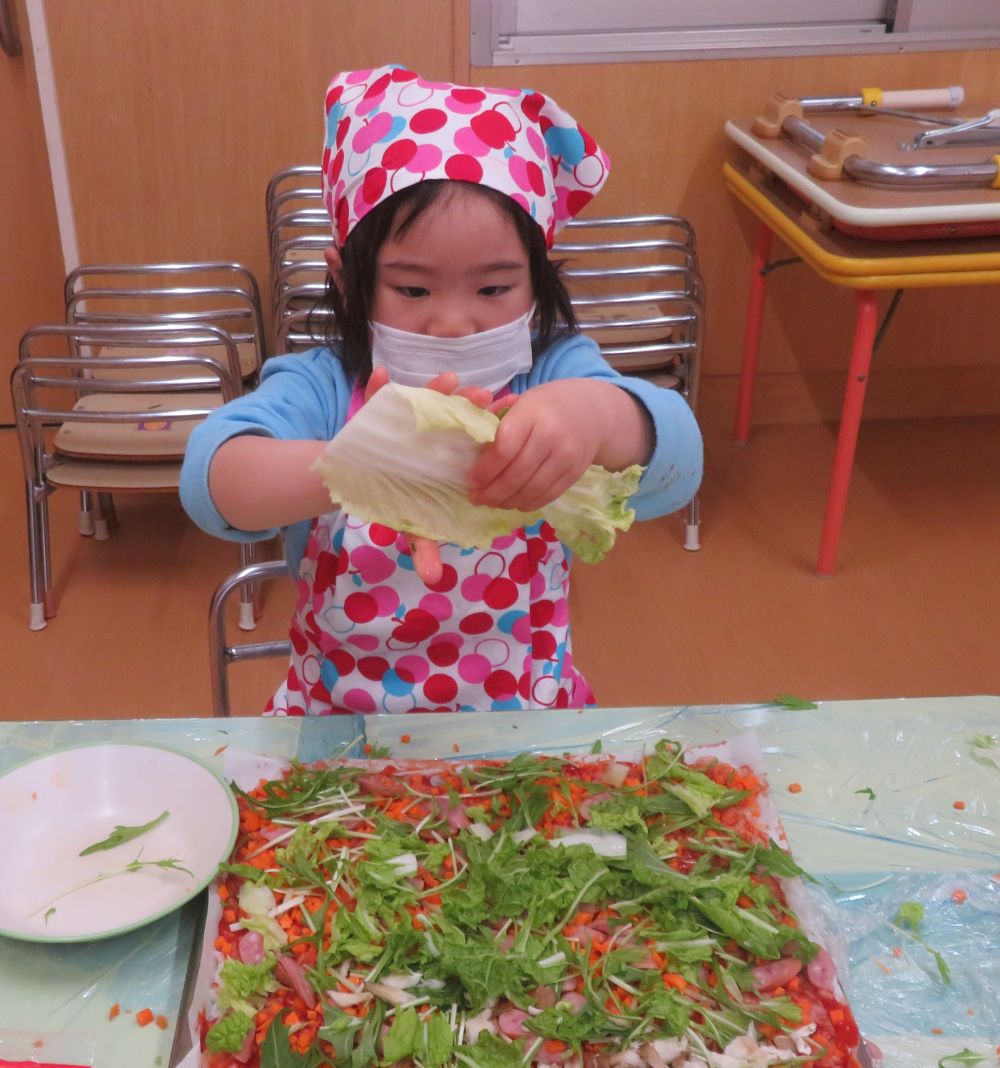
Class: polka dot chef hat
322,64,610,248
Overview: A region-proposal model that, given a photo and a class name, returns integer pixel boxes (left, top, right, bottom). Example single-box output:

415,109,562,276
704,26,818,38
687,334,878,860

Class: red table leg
816,289,879,577
733,222,774,444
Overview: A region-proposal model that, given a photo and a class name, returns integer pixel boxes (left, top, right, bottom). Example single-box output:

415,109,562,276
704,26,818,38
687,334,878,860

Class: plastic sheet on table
0,1028,94,1067
0,697,997,1065
799,870,1000,1066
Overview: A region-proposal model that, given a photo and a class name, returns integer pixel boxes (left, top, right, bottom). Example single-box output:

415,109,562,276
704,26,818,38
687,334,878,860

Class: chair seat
46,457,181,491
636,369,681,389
92,341,258,381
53,391,221,461
576,301,675,345
603,349,681,374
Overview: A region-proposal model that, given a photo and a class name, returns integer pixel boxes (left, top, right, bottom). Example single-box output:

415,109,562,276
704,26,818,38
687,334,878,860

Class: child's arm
469,378,652,512
208,436,332,532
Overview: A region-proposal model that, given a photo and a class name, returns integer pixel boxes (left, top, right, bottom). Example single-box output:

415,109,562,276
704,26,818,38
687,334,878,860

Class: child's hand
470,379,652,512
364,369,492,585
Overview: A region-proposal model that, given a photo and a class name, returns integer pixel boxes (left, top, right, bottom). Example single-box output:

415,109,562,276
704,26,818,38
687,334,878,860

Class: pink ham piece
236,930,265,965
358,773,406,797
498,1008,530,1038
558,991,587,1013
275,954,317,1009
752,956,803,992
433,795,470,831
230,1027,256,1063
578,791,614,821
806,947,838,992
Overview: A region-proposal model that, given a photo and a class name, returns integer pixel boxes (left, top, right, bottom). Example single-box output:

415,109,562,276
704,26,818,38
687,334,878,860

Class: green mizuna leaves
78,809,169,855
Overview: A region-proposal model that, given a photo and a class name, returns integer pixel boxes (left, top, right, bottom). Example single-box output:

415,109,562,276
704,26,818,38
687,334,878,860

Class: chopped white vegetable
551,829,629,858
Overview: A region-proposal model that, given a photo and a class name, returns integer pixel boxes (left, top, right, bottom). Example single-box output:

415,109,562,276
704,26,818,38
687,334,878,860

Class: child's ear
324,245,344,292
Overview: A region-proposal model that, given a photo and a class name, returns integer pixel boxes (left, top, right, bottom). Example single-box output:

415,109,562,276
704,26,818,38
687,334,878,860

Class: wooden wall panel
45,0,458,311
0,0,65,424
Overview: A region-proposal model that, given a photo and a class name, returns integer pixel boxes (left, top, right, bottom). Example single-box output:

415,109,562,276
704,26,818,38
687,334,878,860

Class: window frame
470,0,1000,66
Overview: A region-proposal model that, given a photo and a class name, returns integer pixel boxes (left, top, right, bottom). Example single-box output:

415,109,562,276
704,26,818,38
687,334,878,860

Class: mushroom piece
639,1043,670,1068
326,989,373,1008
649,1039,688,1063
365,980,418,1006
465,1008,499,1043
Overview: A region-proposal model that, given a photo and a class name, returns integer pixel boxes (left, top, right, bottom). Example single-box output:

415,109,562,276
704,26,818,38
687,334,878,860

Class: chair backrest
64,263,266,381
12,323,243,482
209,559,292,716
553,214,704,406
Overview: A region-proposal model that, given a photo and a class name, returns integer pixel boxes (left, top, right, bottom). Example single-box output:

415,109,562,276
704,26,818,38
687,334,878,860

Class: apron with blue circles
264,387,594,716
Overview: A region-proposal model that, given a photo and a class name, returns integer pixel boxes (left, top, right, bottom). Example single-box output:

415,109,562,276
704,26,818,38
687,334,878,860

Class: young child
180,64,703,716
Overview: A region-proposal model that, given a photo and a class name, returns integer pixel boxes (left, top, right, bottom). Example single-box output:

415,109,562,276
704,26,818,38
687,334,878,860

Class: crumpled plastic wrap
0,696,997,1067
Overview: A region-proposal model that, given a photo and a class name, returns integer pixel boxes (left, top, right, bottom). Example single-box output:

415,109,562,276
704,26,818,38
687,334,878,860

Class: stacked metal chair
265,166,704,548
266,166,331,353
552,215,705,549
12,260,269,631
65,262,266,387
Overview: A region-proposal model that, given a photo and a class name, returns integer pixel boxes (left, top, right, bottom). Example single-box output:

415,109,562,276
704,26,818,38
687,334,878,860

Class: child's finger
455,385,493,409
487,393,521,415
423,371,460,394
409,536,444,586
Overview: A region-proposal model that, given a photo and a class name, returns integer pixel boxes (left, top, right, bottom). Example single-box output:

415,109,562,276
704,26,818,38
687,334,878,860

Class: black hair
309,180,578,383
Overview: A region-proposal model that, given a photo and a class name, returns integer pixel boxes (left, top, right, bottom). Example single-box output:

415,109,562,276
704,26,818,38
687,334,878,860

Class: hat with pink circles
322,64,610,249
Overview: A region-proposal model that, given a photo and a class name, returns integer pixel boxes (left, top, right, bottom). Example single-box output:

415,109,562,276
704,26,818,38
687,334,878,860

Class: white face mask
370,306,535,394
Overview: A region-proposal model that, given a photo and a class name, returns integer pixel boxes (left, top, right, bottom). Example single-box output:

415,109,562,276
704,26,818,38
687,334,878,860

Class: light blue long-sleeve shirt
179,334,703,574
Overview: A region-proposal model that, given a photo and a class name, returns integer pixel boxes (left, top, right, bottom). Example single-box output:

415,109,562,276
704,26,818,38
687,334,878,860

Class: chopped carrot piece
829,1007,845,1025
135,1008,155,1027
452,742,460,752
108,1003,121,1021
400,733,411,744
155,1015,168,1030
788,782,803,794
953,800,966,810
951,888,968,904
544,1039,568,1054
217,884,229,901
891,946,903,958
931,1028,943,1035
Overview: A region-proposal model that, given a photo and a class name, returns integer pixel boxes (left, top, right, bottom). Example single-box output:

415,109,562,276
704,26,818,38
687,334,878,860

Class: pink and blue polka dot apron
264,388,595,716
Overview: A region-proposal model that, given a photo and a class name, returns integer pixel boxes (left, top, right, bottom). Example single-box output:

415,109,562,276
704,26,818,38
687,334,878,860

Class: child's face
372,185,533,337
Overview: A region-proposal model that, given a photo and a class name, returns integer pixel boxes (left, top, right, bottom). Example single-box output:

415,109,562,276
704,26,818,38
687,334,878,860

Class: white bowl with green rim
0,741,237,943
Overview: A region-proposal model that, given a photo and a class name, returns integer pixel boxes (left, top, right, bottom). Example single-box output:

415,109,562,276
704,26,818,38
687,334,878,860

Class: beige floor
2,408,999,722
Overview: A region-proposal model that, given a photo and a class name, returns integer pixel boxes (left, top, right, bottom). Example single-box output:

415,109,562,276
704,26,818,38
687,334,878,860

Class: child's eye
396,286,429,298
479,285,511,297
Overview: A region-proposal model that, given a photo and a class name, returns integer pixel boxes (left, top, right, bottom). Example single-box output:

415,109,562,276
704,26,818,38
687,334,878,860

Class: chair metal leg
25,482,55,629
78,491,95,536
92,494,110,541
683,494,701,551
98,492,120,533
237,542,259,631
25,483,46,630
